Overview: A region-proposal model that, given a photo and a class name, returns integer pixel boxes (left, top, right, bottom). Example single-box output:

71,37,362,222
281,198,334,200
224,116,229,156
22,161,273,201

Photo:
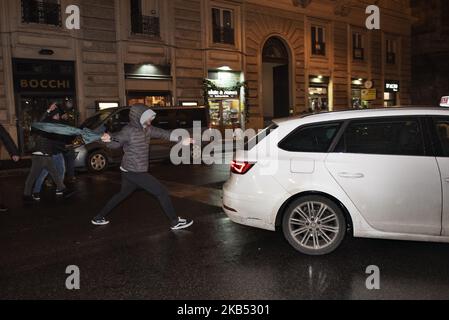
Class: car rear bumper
222,182,278,232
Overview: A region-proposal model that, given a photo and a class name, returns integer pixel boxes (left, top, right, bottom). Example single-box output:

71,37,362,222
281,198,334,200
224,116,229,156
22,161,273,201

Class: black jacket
0,124,19,158
33,131,67,155
33,114,71,156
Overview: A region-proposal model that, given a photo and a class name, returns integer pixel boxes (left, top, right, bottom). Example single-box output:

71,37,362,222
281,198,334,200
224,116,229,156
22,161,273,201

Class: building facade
410,0,449,106
0,0,412,157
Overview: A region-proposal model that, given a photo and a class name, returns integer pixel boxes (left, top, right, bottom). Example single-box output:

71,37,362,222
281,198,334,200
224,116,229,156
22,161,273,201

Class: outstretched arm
0,124,20,159
149,126,172,141
102,128,130,149
40,103,58,121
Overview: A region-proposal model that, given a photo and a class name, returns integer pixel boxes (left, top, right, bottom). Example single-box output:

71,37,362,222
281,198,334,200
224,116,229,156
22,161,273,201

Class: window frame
278,121,344,153
352,32,365,61
330,116,432,157
311,25,326,56
130,0,161,38
211,6,235,46
21,0,62,27
386,39,397,65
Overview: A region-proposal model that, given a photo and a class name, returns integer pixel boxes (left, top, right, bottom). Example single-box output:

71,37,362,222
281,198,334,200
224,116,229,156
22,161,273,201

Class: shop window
212,7,235,45
131,0,160,37
353,32,364,61
308,76,329,112
351,78,371,109
279,123,342,153
335,119,425,157
21,0,61,27
386,39,397,64
311,26,326,56
127,92,172,107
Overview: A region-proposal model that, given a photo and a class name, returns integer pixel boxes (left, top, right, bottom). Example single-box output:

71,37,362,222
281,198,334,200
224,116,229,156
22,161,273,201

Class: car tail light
231,160,255,175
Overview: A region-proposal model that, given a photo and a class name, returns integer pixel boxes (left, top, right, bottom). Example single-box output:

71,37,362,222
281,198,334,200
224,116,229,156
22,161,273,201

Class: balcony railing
131,15,160,37
213,27,235,45
21,0,62,27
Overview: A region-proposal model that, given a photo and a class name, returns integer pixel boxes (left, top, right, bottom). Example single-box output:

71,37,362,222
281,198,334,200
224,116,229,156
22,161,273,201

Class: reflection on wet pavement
1,163,449,299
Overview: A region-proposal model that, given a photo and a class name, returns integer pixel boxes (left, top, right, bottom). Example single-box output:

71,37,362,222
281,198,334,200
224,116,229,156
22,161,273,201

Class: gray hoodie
106,104,176,173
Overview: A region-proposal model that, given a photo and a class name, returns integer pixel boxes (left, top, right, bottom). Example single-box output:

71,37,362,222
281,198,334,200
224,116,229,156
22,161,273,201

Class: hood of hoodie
129,104,152,129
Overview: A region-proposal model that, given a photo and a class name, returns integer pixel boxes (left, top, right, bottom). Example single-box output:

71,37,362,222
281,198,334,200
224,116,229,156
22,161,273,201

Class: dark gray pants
96,171,178,224
24,155,66,196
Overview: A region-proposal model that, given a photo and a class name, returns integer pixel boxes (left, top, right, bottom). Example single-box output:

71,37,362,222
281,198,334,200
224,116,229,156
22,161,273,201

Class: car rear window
279,123,341,153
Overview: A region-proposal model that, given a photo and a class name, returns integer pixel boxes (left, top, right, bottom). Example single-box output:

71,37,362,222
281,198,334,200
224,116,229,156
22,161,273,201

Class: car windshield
244,123,279,151
80,109,115,129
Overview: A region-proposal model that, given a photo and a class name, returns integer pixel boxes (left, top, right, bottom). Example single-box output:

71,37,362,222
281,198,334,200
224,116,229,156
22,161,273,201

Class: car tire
87,151,108,173
282,196,346,256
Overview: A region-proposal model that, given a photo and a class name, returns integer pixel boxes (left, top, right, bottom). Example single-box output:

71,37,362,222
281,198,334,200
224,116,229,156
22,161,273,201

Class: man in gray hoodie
91,104,193,231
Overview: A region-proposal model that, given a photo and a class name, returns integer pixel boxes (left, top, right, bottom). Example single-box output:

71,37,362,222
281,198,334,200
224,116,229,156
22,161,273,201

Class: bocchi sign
20,79,71,90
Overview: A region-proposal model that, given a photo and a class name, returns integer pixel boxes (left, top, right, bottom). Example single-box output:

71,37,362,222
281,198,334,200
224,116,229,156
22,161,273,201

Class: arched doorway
262,37,290,124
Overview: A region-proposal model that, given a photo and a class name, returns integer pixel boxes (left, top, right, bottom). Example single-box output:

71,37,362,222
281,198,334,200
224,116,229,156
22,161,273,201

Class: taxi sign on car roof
441,96,449,107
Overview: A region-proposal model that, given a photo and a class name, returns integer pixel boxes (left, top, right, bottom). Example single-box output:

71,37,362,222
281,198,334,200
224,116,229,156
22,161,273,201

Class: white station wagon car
223,108,449,255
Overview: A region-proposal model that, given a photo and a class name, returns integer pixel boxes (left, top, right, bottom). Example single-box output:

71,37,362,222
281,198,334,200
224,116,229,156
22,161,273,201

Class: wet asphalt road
1,163,449,300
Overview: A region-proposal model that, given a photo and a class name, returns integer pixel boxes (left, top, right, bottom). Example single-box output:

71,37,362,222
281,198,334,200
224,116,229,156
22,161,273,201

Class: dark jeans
96,171,178,224
64,149,76,178
24,155,66,196
33,153,65,194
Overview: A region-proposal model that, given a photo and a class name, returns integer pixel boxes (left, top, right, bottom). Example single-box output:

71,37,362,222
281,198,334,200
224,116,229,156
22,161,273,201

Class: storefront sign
208,90,239,99
364,80,373,89
309,87,327,95
385,80,400,92
13,59,75,93
19,79,72,90
362,89,377,101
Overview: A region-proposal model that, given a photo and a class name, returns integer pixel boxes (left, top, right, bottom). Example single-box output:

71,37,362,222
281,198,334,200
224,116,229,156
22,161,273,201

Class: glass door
209,100,221,129
222,99,241,130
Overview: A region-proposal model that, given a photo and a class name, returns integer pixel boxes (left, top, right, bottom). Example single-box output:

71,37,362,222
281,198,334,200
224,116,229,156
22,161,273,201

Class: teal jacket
31,122,103,145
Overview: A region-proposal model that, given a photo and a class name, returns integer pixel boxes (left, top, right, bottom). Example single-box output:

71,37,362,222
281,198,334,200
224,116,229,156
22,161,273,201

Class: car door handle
445,178,449,183
338,172,365,179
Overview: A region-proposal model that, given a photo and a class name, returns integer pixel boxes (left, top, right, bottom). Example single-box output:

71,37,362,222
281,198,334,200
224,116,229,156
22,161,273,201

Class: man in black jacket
23,106,75,203
0,124,20,212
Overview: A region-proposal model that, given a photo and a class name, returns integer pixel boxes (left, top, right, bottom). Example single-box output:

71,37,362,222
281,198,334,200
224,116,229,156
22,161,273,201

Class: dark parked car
74,106,210,172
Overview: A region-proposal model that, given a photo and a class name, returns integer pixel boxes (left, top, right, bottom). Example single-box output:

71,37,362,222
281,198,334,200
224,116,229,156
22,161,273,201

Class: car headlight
72,136,84,148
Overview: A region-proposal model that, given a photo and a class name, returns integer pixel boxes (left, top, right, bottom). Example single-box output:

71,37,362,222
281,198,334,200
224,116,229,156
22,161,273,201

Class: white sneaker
91,217,110,226
171,217,193,231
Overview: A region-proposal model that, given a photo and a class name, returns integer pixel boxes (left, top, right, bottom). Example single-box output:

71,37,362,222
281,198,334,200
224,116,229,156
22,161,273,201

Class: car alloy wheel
283,196,346,256
88,152,108,172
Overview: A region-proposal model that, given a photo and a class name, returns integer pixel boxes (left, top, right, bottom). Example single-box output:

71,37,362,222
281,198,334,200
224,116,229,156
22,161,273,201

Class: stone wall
174,0,205,103
80,0,119,117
